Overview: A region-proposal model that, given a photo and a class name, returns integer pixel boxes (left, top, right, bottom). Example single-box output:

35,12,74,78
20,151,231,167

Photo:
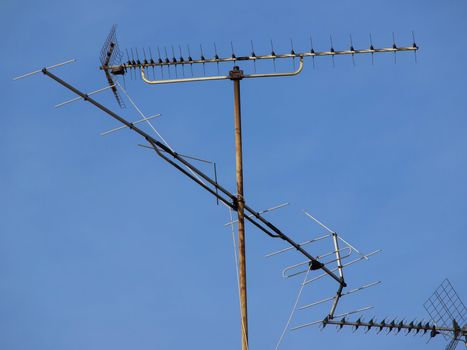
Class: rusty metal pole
229,66,248,350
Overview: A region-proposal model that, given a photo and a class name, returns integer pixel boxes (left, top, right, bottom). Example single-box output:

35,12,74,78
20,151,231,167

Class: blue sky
1,1,466,350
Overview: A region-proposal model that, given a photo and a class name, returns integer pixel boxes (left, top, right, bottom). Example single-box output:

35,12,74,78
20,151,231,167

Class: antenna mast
230,66,249,348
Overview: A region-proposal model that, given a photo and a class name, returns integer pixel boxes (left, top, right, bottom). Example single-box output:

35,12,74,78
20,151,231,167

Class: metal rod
13,59,76,80
299,281,381,310
230,66,248,350
337,235,368,260
332,233,344,279
142,66,229,84
55,85,115,108
329,232,345,318
265,234,331,257
329,285,345,318
303,210,334,233
331,306,374,319
101,114,161,136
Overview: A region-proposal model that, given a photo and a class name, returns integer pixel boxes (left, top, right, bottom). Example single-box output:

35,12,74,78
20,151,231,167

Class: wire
274,264,312,350
116,81,173,151
115,81,223,193
229,207,249,350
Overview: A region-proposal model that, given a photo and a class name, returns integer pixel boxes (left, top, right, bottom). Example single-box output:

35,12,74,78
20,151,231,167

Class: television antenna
13,25,419,350
98,26,418,350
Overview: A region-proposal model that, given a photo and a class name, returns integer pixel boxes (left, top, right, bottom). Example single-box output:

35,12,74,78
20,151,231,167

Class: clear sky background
1,1,466,350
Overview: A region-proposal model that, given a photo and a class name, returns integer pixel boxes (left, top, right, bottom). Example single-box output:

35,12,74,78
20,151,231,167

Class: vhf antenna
99,28,418,350
14,26,419,350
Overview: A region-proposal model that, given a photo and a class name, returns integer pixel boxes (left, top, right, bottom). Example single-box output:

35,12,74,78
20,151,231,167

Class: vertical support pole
230,66,248,350
329,232,345,319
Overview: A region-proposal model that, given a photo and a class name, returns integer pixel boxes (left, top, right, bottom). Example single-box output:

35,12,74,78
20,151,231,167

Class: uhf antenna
286,243,467,350
313,279,466,350
100,33,418,87
14,26,419,350
269,212,466,350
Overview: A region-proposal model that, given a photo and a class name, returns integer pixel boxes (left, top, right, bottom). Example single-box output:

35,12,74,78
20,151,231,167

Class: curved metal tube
303,250,381,286
244,57,303,79
141,57,303,84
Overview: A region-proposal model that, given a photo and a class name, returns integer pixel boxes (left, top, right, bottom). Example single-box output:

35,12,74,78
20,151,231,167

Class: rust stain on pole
230,66,248,350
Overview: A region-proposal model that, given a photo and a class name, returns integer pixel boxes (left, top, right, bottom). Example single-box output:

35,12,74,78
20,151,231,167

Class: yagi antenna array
284,259,467,350
99,29,418,91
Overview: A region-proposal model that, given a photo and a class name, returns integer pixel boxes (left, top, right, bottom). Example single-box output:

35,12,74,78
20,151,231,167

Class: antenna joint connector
229,66,244,80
